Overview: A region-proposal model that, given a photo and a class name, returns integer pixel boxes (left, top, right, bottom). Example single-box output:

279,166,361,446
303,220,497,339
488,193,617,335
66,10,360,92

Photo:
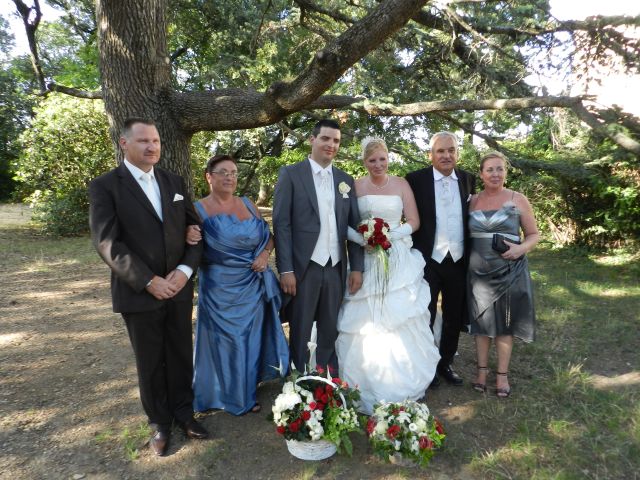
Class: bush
14,95,113,236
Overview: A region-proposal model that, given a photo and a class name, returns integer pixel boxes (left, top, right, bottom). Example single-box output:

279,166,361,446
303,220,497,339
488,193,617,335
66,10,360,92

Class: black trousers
123,300,194,431
424,255,467,368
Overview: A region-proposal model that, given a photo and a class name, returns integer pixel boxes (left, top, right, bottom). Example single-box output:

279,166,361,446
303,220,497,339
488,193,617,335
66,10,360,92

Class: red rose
332,377,342,385
392,408,400,415
382,240,391,250
386,425,401,439
435,419,444,435
419,436,434,450
321,393,329,403
316,402,326,410
366,418,376,435
315,365,325,374
373,222,383,233
302,410,311,421
357,224,368,234
314,386,324,399
325,385,334,395
289,419,302,432
309,401,318,410
276,425,286,435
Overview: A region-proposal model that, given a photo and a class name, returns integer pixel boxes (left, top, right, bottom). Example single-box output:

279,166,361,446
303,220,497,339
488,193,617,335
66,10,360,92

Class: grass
95,423,152,461
468,246,640,479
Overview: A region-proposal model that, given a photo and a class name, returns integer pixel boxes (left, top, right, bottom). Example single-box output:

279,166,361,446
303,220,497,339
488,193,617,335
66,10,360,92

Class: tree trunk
95,0,194,191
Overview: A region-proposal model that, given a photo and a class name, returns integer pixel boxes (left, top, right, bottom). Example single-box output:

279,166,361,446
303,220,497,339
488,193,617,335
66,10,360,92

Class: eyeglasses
210,170,239,179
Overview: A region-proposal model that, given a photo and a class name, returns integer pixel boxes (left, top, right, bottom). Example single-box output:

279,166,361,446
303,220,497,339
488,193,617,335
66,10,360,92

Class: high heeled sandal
472,366,489,393
495,372,511,398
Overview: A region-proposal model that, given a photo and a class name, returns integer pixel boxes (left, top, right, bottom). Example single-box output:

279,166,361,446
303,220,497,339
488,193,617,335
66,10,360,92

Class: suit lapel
118,163,162,222
299,161,320,217
331,167,341,225
155,168,171,222
425,166,436,220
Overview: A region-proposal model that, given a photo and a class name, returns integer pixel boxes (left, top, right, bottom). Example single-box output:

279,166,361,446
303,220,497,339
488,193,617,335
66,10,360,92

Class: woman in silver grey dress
467,151,539,398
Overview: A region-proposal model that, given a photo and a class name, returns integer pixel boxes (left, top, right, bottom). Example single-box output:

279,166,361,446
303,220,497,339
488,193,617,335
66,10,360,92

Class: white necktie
141,172,163,219
320,169,331,191
441,178,451,203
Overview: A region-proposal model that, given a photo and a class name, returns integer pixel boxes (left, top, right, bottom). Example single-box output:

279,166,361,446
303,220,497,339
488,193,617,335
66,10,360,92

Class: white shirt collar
124,158,156,180
432,167,458,182
308,157,332,175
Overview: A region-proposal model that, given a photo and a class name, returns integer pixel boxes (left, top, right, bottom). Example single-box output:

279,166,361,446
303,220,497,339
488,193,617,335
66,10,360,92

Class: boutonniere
466,194,472,203
173,193,184,202
338,181,351,198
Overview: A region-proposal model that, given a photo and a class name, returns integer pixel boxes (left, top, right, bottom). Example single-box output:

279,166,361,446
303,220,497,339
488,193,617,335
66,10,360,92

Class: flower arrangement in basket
271,363,362,459
366,400,446,467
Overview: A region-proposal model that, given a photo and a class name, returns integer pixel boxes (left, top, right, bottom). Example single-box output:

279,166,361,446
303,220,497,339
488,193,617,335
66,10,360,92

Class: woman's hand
501,241,524,260
186,225,202,245
251,249,270,272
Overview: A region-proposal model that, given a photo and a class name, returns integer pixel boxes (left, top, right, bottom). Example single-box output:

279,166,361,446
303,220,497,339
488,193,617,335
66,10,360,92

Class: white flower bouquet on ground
366,399,446,467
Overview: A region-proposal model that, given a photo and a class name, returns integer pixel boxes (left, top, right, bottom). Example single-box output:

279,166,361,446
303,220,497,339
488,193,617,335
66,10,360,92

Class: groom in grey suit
273,119,364,373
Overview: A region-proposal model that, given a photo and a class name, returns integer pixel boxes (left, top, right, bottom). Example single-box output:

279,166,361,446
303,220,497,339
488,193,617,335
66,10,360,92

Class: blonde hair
479,151,510,171
361,136,388,160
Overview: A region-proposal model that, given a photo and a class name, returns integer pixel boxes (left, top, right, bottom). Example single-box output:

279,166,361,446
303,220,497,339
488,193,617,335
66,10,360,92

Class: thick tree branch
572,103,640,155
174,0,429,130
307,94,585,115
47,82,103,99
12,0,46,93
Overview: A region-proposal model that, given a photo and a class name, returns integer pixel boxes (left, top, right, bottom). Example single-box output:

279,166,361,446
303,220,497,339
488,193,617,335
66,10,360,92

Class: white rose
375,420,388,435
274,392,301,411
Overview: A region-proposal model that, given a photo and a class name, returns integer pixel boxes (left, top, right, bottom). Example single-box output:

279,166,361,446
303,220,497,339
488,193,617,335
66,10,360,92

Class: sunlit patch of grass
94,422,151,461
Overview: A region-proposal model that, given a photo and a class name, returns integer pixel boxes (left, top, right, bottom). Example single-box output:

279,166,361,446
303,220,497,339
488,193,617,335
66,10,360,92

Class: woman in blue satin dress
190,155,289,415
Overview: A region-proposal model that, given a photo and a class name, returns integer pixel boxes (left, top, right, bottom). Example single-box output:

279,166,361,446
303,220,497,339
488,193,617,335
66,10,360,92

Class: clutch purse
491,233,519,254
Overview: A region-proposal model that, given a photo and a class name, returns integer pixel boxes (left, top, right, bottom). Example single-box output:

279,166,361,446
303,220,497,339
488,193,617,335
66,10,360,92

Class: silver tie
320,170,331,191
141,172,162,219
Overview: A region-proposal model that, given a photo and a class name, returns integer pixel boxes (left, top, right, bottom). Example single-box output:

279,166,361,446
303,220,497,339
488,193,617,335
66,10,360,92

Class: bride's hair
361,136,388,160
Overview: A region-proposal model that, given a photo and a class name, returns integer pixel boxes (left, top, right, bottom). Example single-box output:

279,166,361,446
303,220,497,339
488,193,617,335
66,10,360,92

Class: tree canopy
5,0,640,243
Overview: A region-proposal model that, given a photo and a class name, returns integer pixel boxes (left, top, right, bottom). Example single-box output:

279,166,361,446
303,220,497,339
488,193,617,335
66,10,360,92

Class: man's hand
279,272,297,296
348,271,363,295
145,275,179,300
166,269,188,294
186,225,202,245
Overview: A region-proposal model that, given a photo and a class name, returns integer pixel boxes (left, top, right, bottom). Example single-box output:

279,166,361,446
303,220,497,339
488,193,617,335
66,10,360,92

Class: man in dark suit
273,119,364,373
89,118,208,456
406,132,476,387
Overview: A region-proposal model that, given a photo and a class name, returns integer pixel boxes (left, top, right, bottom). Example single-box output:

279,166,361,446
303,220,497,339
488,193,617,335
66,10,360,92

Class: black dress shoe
438,365,464,386
149,430,170,456
180,419,209,440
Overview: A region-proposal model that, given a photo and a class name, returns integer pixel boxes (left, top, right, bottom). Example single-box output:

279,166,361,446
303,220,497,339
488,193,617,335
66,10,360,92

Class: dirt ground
1,203,493,480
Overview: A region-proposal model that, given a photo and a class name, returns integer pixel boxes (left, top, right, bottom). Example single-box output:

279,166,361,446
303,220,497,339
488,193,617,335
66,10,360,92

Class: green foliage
0,18,34,201
14,95,112,236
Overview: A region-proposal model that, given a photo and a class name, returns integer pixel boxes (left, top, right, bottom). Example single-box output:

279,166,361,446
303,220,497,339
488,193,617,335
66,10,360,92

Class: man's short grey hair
429,131,459,152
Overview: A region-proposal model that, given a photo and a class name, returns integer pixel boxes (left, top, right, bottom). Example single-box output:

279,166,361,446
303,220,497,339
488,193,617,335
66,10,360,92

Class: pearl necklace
368,175,390,189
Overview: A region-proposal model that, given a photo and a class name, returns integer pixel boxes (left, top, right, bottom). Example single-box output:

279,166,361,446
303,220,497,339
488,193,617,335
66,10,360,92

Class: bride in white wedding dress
336,137,440,415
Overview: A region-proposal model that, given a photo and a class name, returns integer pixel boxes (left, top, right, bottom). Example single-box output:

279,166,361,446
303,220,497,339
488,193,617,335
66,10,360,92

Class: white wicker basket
284,375,347,460
286,439,337,460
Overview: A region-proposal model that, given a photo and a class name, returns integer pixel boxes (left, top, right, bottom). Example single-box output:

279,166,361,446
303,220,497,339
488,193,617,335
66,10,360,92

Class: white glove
388,223,413,241
347,226,366,246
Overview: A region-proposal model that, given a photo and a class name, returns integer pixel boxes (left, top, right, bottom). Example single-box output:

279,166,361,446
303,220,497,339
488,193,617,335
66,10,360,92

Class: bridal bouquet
357,217,391,296
366,400,446,467
357,217,392,252
271,366,362,456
